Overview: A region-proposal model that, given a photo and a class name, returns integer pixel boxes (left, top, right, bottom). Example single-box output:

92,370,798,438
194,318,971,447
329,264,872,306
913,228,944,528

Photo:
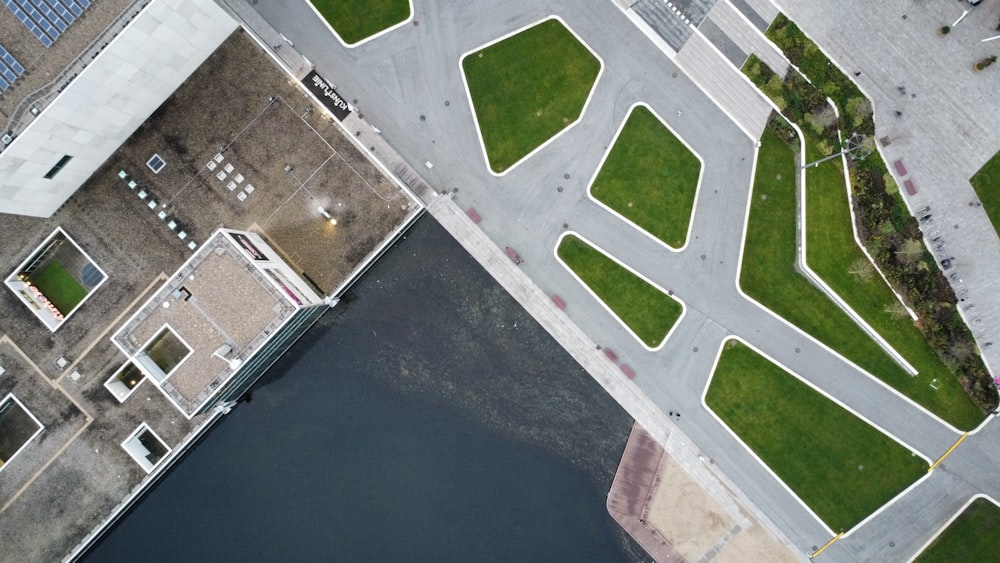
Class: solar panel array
0,44,25,93
2,0,92,48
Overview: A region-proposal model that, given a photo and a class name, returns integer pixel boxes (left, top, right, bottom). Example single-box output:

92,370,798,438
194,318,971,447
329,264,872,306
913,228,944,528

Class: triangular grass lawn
463,18,601,173
591,105,701,248
706,340,927,532
557,235,681,348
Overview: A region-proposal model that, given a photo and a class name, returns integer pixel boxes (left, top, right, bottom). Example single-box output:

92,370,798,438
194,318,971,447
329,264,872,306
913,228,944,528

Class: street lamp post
801,132,872,169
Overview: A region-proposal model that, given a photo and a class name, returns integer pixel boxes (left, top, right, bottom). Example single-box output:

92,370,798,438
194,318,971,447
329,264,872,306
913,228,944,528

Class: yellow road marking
929,432,969,472
812,532,845,558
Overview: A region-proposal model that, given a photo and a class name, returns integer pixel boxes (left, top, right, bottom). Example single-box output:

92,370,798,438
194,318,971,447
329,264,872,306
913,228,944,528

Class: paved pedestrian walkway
743,0,780,22
216,0,313,79
675,31,772,139
632,0,694,52
705,0,789,76
248,0,1000,559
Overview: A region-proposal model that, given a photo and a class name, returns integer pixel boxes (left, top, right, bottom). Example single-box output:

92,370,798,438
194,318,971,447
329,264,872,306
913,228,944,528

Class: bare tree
884,302,909,320
895,238,925,265
849,258,875,283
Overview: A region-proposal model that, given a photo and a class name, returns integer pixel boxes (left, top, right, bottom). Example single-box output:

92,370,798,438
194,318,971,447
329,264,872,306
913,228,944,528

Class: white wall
223,229,326,306
0,0,238,217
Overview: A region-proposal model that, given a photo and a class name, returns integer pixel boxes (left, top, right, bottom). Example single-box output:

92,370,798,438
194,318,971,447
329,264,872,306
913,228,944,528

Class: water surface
84,217,639,561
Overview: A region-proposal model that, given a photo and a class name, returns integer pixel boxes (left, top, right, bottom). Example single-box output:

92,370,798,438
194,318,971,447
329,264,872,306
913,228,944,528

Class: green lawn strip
803,141,982,429
30,261,86,314
706,341,927,532
742,128,906,388
970,150,1000,238
590,105,701,248
311,0,410,45
463,19,601,173
915,498,1000,562
557,235,681,348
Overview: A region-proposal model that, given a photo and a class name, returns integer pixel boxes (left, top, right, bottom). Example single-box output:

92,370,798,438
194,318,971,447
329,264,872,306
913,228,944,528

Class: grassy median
463,18,600,173
741,97,983,427
706,340,927,532
311,0,411,45
590,105,701,248
753,13,995,419
557,235,682,348
915,498,1000,562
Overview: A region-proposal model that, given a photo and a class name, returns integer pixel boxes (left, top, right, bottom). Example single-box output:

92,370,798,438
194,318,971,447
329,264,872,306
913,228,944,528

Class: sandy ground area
646,458,802,563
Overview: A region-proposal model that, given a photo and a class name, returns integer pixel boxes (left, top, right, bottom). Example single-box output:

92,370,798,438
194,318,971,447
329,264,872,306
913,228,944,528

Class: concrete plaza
247,0,1000,561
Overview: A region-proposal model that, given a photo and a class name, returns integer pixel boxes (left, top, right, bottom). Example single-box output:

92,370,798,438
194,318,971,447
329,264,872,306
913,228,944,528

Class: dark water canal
84,217,641,562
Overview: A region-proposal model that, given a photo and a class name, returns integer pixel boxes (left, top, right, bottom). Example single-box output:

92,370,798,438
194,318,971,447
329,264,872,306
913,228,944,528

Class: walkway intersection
248,0,1000,560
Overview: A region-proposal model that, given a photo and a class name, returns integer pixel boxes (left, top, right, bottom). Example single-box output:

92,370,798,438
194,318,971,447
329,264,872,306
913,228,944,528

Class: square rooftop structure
0,393,44,472
4,226,107,331
111,228,327,418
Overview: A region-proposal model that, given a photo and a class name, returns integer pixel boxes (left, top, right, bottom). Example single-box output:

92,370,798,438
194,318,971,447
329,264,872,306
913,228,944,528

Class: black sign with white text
303,71,352,120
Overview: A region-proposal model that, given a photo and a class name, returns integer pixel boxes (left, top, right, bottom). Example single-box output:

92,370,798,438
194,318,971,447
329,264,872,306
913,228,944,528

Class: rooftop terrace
0,25,420,559
112,230,313,416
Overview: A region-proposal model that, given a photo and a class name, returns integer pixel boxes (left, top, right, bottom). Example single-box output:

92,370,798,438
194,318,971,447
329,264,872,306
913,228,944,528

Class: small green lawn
706,340,927,532
557,235,682,347
311,0,411,45
463,18,601,173
742,119,982,429
30,261,86,314
803,140,982,429
915,498,1000,562
590,105,701,248
970,150,1000,238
